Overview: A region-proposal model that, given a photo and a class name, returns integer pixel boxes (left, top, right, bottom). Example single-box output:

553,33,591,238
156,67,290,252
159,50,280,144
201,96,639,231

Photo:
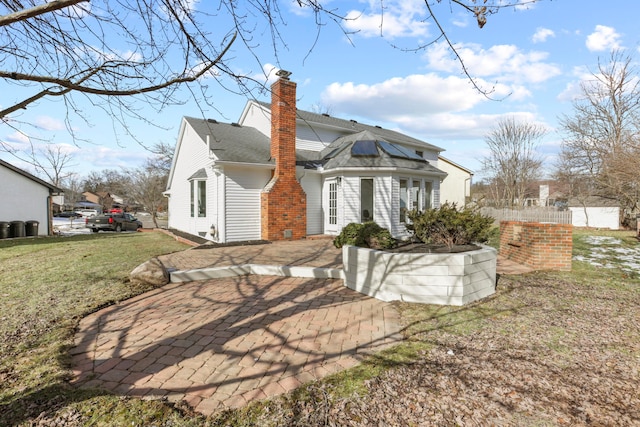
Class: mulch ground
250,273,640,426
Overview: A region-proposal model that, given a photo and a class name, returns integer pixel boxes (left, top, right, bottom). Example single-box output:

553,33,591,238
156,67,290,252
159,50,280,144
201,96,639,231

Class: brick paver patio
70,237,528,417
71,270,402,415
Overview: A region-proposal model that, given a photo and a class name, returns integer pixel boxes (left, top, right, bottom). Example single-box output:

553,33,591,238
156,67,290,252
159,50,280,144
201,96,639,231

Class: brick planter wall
500,221,572,271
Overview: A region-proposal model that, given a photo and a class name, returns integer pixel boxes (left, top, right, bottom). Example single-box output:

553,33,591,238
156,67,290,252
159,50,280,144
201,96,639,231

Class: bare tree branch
0,0,88,27
482,116,546,207
559,51,640,214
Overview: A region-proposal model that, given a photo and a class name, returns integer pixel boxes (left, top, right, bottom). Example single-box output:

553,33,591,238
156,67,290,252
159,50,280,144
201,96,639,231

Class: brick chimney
260,70,307,241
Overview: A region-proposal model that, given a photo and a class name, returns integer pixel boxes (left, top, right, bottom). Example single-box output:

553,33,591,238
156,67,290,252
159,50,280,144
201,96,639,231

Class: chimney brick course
261,73,307,241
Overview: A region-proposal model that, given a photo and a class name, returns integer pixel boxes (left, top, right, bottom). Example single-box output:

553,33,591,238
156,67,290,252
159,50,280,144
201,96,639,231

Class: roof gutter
318,166,448,178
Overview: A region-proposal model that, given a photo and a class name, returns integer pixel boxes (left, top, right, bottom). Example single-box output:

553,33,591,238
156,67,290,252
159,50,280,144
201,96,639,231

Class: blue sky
1,0,638,182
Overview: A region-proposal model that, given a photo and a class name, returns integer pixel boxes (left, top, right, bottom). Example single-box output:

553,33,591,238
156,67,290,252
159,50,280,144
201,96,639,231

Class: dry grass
1,229,638,426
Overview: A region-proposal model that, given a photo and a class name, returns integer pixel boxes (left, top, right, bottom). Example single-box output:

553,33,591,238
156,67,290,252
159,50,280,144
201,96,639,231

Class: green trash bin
0,221,10,239
10,220,25,238
25,220,39,237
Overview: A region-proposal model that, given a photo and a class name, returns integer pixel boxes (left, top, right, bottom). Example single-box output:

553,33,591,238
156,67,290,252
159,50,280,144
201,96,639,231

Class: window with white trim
189,179,206,217
328,180,337,225
399,178,408,223
361,178,374,222
197,180,206,217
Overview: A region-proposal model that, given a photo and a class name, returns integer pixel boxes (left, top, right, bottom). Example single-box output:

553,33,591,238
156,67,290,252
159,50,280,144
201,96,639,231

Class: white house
438,156,473,207
166,72,471,243
0,159,62,236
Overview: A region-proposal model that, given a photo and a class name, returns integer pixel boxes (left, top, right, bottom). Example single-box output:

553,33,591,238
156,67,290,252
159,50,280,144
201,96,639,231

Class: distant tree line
479,51,640,224
57,142,172,228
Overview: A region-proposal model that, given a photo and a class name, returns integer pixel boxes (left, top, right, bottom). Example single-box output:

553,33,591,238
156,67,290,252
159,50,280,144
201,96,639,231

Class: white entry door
323,178,340,234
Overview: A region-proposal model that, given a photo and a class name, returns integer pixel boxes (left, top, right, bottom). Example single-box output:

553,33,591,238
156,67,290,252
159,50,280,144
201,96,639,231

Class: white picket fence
480,207,573,225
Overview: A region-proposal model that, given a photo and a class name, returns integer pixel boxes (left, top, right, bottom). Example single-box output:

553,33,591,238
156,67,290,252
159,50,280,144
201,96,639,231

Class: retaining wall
342,245,497,306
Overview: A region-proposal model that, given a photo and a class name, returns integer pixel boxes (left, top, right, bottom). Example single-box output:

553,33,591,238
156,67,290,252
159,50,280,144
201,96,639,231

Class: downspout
47,193,54,236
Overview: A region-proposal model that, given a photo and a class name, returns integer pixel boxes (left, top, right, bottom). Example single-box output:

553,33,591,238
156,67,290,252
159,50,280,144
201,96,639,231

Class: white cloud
452,12,469,28
4,131,30,147
344,0,429,38
586,25,621,52
424,42,562,85
532,27,555,43
35,116,65,131
85,145,147,170
513,0,537,11
557,66,594,102
322,73,493,116
320,73,542,140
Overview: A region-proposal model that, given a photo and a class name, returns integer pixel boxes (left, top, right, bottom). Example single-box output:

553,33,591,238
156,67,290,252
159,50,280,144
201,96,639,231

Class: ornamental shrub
406,202,494,249
333,221,397,250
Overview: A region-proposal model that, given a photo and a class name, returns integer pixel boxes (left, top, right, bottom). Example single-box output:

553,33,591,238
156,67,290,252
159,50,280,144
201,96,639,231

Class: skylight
377,140,425,161
351,140,379,157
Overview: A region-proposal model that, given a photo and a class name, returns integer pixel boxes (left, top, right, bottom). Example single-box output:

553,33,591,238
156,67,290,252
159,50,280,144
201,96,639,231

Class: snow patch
574,235,640,274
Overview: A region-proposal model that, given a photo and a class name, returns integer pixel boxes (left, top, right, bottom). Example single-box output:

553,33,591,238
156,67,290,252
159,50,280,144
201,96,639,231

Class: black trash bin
10,220,25,238
0,221,10,239
25,220,39,237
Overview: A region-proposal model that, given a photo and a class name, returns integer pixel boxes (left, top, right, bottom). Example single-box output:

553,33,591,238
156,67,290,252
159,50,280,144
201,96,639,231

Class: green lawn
0,232,198,426
0,228,638,426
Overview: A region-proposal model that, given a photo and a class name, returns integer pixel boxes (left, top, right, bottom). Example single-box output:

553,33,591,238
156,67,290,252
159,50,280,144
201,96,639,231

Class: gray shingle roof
255,101,443,152
183,104,446,177
314,130,447,175
187,168,208,180
184,117,273,165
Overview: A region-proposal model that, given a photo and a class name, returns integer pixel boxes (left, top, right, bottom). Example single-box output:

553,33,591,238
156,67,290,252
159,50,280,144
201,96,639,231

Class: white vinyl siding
374,175,392,229
300,172,323,235
224,167,271,242
296,126,343,152
166,120,212,236
0,165,52,236
438,157,471,206
341,175,360,227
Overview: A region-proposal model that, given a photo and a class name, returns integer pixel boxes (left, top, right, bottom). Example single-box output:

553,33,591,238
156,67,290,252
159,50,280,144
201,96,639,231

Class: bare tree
146,142,174,176
59,173,84,212
29,144,77,187
125,160,169,228
482,116,546,208
82,169,129,198
1,0,537,145
559,51,640,215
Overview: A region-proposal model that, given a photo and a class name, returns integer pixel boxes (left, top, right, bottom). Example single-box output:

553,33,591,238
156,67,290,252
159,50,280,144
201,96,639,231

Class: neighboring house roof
0,159,62,193
439,155,474,175
567,196,621,207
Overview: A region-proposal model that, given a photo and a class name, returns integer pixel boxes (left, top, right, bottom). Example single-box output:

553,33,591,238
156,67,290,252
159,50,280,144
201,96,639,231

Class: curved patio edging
170,264,345,283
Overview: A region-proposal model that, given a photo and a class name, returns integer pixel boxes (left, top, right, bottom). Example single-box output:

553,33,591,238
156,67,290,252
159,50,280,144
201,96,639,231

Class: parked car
85,213,142,233
75,208,99,218
55,211,83,219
